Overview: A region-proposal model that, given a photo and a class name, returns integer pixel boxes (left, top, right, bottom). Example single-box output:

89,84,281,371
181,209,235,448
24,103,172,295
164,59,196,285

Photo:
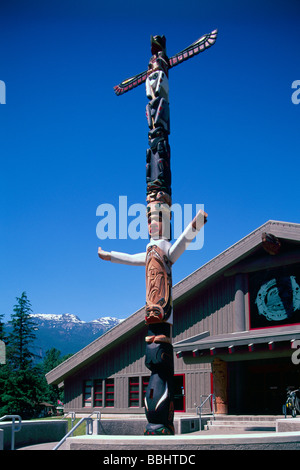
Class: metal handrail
62,411,76,435
0,415,22,450
53,412,101,450
196,394,215,431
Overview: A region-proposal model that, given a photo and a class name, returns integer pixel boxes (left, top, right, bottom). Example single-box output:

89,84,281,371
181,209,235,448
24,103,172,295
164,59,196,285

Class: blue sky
1,0,299,323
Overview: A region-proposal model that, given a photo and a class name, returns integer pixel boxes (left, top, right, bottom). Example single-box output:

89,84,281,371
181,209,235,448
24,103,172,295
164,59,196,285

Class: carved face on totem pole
147,202,171,240
146,248,167,305
145,244,172,324
145,202,172,324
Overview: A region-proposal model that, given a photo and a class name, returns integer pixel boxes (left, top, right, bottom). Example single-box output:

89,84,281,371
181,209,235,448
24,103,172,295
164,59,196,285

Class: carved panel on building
249,264,300,328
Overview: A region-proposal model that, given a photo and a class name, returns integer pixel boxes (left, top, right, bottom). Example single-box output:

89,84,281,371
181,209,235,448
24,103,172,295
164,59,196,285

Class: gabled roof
46,220,300,385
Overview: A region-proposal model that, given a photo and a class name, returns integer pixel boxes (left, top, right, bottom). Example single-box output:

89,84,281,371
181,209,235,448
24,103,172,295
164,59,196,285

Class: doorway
174,374,185,412
228,357,300,415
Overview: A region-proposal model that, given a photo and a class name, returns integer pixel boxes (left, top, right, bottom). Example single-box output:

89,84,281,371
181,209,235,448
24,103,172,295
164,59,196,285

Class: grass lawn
35,416,87,437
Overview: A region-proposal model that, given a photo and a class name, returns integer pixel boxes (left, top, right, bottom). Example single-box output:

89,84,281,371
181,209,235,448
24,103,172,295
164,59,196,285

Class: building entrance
228,357,300,415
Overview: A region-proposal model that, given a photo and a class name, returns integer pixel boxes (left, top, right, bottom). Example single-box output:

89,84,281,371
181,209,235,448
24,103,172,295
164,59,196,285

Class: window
105,378,114,407
83,380,92,408
129,377,139,407
142,376,150,407
94,379,103,407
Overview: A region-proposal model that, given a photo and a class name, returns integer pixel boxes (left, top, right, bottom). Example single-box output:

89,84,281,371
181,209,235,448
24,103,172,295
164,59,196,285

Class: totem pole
98,29,217,435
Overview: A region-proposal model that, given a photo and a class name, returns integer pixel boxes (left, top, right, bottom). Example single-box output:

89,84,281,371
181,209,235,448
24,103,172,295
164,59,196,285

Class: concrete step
209,415,282,421
205,417,277,432
207,420,276,425
205,423,276,431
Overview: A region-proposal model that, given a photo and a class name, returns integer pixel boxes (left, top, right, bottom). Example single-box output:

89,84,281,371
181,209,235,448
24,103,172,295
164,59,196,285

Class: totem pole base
144,323,175,436
144,423,175,436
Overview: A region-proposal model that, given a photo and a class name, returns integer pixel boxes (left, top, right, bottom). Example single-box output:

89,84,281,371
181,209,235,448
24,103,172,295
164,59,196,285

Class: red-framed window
105,378,114,407
128,377,139,407
142,376,150,407
83,380,92,408
94,379,103,407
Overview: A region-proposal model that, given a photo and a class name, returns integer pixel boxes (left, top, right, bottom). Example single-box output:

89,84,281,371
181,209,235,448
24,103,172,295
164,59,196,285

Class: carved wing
114,29,217,95
114,69,148,96
168,29,218,68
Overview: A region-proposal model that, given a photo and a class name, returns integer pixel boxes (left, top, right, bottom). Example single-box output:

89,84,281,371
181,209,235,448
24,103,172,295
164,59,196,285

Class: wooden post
212,358,228,414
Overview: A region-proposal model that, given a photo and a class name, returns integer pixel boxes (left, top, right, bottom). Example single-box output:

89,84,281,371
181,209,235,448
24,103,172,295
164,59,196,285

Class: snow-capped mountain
30,313,84,324
27,313,124,358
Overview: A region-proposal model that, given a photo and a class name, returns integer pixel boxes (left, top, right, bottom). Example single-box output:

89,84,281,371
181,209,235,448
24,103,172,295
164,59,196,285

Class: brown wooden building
46,220,300,415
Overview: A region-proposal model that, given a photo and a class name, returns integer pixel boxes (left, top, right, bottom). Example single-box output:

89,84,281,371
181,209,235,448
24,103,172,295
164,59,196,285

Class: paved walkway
16,428,276,450
17,441,66,450
17,442,53,450
15,414,287,450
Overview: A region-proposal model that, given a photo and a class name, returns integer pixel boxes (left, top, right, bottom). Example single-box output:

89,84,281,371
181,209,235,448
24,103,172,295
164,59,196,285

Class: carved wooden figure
99,30,217,435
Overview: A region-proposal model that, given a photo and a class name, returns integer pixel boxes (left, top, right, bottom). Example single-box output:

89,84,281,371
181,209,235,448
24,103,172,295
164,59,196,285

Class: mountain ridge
7,313,124,358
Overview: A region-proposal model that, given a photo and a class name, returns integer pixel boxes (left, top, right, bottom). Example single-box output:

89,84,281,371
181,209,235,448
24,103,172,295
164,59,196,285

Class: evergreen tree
41,348,70,405
43,347,64,373
0,294,72,418
0,367,44,418
0,292,44,418
7,292,37,370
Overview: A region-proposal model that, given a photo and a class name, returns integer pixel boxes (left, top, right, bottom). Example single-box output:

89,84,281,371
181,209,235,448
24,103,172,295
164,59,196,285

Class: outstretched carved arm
113,70,148,96
168,29,217,68
168,209,207,264
98,247,112,261
98,247,146,266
